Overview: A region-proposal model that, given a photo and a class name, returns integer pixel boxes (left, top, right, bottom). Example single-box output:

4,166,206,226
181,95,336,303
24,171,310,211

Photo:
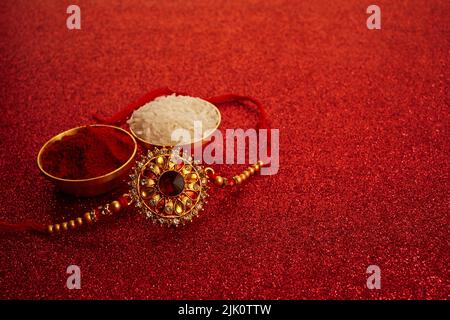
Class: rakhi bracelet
44,156,264,234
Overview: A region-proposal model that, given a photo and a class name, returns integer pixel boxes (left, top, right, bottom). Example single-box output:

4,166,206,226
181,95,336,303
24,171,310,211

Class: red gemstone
142,168,156,179
185,190,198,200
158,171,185,197
175,161,184,171
156,198,165,213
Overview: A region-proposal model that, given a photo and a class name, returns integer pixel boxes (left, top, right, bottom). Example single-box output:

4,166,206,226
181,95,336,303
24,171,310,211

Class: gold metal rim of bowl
128,98,222,148
37,124,138,183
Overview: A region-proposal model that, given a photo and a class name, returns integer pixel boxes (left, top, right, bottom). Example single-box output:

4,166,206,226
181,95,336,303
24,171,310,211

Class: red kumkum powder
41,126,134,180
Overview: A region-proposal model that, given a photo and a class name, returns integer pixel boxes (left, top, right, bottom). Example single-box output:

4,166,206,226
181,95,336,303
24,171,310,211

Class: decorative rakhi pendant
129,148,209,226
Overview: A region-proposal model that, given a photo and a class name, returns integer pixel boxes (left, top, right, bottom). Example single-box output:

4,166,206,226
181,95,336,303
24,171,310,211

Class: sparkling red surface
0,0,448,299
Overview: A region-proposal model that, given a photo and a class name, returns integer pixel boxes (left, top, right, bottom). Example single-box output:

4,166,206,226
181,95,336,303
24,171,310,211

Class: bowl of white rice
127,94,221,148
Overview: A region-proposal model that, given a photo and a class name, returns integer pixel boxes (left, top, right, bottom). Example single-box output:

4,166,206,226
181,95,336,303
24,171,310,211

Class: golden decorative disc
129,148,209,226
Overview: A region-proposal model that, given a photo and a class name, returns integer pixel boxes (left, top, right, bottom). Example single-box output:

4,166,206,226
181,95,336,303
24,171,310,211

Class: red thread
93,87,176,124
92,89,269,131
205,94,270,130
92,89,272,183
0,221,46,233
205,93,272,159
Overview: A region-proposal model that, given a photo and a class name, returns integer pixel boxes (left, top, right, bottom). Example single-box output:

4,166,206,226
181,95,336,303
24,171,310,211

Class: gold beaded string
206,160,264,187
46,194,131,234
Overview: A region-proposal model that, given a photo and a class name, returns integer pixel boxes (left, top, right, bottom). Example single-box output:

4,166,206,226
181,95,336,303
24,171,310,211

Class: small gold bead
190,173,198,181
257,160,264,166
254,164,260,171
84,212,92,223
156,156,165,166
239,173,247,181
54,224,61,232
214,176,224,186
110,200,121,214
69,220,76,229
243,170,251,178
248,167,255,175
47,225,54,234
233,176,242,185
62,222,69,231
76,217,83,226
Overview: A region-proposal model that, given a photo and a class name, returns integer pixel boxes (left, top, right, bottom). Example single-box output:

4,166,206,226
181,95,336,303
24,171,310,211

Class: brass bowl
128,98,221,149
37,124,137,197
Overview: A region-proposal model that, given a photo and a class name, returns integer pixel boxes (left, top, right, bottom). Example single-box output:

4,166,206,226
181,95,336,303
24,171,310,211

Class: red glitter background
0,0,448,299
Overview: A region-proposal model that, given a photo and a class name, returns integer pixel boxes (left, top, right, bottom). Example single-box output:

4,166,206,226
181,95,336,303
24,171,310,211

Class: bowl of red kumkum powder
37,125,137,197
